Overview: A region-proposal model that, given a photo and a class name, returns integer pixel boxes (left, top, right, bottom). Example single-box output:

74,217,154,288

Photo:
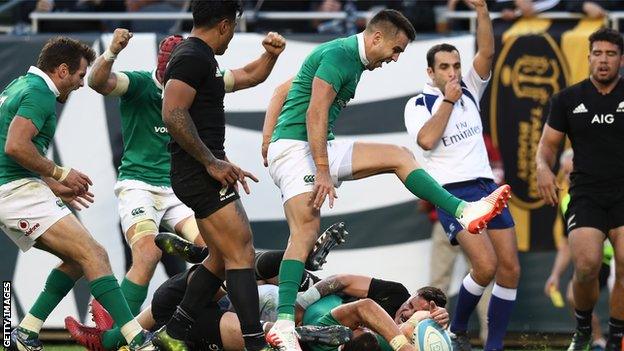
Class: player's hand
465,0,487,9
61,191,95,211
428,301,449,328
444,77,462,103
109,28,133,55
310,167,337,209
61,168,92,196
262,32,286,57
544,275,559,297
206,159,258,194
262,141,269,167
536,165,559,206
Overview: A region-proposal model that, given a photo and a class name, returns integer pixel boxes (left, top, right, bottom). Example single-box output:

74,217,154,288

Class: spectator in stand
491,0,564,21
246,0,314,33
125,0,188,33
19,0,126,32
564,1,623,19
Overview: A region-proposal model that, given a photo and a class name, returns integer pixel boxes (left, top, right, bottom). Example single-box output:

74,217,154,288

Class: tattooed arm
296,274,373,311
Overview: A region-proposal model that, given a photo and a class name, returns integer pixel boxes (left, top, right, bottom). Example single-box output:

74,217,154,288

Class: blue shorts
437,178,514,245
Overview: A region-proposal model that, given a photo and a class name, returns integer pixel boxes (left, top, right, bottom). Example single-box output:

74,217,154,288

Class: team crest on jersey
616,101,624,113
215,68,222,78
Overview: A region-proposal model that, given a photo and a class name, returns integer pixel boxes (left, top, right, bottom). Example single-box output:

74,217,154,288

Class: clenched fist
262,32,286,57
109,28,133,55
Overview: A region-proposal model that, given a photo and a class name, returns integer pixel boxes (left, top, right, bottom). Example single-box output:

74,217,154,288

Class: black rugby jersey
164,37,226,167
547,78,624,189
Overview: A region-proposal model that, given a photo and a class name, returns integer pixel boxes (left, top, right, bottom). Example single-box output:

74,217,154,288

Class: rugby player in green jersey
0,37,155,351
262,9,512,350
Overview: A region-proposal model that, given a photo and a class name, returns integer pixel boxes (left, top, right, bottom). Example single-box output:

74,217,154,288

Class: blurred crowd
8,0,624,35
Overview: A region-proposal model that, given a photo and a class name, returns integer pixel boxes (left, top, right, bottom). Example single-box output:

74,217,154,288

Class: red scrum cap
156,34,184,84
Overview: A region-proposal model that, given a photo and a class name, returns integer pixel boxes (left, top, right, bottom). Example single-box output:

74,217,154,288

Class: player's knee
575,264,601,283
223,244,255,267
499,257,521,281
82,240,111,268
131,237,162,268
128,220,158,247
472,258,497,284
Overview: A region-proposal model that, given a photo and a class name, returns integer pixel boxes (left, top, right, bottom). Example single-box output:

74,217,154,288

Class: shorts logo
56,199,66,208
131,207,145,216
449,223,456,233
567,214,577,231
303,175,315,184
219,185,234,202
18,219,40,236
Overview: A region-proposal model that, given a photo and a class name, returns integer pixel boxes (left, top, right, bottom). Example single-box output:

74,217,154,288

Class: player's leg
350,142,510,233
38,215,148,348
607,226,624,350
568,227,604,350
450,229,497,350
486,227,521,351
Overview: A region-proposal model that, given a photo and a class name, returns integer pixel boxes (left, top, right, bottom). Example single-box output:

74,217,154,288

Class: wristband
103,49,117,62
52,165,71,182
442,99,455,105
389,335,410,351
296,286,321,310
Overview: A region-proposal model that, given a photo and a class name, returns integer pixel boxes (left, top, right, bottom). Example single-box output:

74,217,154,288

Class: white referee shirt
404,66,494,186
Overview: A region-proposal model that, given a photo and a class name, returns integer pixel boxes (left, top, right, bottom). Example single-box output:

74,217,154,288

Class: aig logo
591,114,614,124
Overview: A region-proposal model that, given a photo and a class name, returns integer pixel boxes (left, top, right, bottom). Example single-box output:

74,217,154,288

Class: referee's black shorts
171,161,239,219
566,186,624,235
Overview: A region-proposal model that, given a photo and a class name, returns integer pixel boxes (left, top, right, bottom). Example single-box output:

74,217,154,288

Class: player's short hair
417,286,447,308
342,332,382,351
366,9,416,42
191,0,243,29
426,43,459,69
36,36,96,74
589,28,624,55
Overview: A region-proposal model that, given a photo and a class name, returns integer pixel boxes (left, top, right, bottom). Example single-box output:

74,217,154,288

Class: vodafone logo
17,219,40,236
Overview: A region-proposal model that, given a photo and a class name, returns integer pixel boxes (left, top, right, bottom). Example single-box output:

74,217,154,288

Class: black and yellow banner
483,18,603,251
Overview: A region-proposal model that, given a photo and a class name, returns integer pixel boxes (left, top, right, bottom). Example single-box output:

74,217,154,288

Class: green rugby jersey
302,295,392,351
117,70,171,186
0,67,59,185
271,34,366,142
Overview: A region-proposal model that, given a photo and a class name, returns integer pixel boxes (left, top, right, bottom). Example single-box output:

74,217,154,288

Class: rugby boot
265,319,302,351
449,331,472,351
90,299,114,331
295,325,352,346
568,329,593,351
65,316,104,351
152,326,189,351
305,222,348,271
7,328,43,351
155,232,208,264
458,184,511,234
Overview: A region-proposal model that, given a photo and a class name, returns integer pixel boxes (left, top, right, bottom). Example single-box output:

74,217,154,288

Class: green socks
102,327,126,350
89,275,134,331
277,259,305,319
120,278,148,316
404,169,465,217
22,269,75,335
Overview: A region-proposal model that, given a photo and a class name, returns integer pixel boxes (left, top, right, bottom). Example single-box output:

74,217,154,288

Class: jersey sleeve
404,95,432,142
546,92,568,132
314,48,352,93
463,64,491,100
16,89,55,131
121,70,148,101
165,54,209,91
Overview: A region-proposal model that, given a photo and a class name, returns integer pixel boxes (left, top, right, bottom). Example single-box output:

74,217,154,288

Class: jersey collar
27,66,60,97
151,70,163,90
356,33,369,67
423,82,443,96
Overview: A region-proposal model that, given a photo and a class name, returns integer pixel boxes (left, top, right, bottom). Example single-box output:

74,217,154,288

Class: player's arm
228,32,286,92
88,28,132,96
416,83,460,150
470,0,494,79
262,77,293,166
296,274,373,311
308,77,337,209
331,299,413,351
536,125,565,206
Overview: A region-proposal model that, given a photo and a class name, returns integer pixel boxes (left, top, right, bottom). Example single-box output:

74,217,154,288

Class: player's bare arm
88,28,132,96
262,77,293,166
229,32,286,92
470,0,494,79
163,79,257,192
5,116,92,195
307,77,338,209
536,124,565,206
417,78,461,150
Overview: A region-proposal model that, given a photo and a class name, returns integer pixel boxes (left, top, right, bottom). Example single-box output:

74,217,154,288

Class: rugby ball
413,319,452,351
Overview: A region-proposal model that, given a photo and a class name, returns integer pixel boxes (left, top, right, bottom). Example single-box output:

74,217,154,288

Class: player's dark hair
36,36,95,74
589,28,624,55
426,43,459,69
191,0,243,29
342,332,382,351
367,9,416,41
417,286,447,308
367,279,410,317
